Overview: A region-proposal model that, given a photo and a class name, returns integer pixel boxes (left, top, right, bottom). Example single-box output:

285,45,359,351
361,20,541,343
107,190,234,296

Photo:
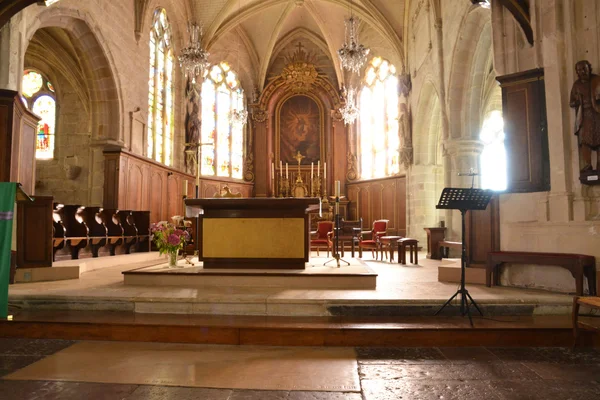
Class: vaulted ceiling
189,0,407,91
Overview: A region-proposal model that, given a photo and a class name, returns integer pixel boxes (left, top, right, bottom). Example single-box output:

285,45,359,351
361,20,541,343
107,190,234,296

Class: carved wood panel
466,194,500,268
347,176,406,236
104,149,253,223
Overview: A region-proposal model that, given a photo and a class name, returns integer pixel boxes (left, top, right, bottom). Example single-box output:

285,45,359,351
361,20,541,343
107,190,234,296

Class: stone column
0,16,26,91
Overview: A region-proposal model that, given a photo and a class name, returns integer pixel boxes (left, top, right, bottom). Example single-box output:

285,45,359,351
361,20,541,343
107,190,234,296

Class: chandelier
339,86,359,125
337,15,370,74
178,22,210,80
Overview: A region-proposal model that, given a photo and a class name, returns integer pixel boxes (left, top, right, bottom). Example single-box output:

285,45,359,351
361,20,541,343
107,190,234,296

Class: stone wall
491,0,600,293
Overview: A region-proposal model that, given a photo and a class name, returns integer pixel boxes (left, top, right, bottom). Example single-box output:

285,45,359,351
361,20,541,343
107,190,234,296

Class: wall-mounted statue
570,60,600,175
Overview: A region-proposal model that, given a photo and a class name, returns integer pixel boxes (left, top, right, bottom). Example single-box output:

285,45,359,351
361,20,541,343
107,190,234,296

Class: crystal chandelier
178,22,210,80
337,15,370,74
339,86,359,125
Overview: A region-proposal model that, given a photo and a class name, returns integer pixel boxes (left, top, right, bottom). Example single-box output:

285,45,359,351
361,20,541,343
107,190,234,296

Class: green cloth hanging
0,182,16,319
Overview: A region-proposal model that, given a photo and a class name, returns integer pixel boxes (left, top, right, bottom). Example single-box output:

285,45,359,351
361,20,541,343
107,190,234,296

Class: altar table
185,198,321,269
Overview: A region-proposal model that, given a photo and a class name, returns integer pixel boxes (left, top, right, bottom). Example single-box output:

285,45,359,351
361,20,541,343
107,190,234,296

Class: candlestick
335,180,340,197
286,163,288,179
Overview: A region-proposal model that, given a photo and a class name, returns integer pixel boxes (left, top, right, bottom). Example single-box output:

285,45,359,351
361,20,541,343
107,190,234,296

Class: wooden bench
439,240,462,258
487,251,597,296
572,296,600,347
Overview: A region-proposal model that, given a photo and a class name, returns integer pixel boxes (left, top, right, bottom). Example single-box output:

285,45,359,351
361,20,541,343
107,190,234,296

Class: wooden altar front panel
185,198,320,269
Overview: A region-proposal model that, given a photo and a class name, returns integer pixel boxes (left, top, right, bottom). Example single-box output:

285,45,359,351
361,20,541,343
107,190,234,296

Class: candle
317,160,320,176
286,163,288,179
271,162,274,180
324,162,326,179
280,160,282,176
311,162,314,180
183,180,188,196
335,180,340,197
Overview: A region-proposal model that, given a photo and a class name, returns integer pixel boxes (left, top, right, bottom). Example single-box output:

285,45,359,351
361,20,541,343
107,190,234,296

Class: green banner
0,183,16,319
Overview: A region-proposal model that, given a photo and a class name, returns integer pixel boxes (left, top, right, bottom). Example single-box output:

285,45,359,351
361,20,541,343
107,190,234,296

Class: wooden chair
357,219,389,259
311,221,333,257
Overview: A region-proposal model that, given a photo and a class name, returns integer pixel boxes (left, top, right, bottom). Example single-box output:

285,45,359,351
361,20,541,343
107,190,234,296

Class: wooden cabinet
497,69,549,193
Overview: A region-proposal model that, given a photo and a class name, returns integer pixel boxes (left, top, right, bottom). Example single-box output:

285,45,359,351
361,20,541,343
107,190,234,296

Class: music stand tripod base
324,198,350,267
433,187,493,326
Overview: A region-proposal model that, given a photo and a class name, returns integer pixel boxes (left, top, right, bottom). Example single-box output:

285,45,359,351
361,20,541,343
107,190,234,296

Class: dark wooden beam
497,0,534,45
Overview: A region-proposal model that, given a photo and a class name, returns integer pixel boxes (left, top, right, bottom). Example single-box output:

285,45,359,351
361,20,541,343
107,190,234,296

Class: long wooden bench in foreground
487,251,597,296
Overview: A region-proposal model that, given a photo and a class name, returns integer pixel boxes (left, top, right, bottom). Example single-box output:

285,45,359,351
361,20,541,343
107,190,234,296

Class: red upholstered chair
311,221,334,257
357,219,389,259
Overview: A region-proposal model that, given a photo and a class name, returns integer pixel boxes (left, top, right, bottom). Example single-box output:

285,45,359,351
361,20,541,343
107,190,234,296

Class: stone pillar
443,138,483,239
0,16,25,91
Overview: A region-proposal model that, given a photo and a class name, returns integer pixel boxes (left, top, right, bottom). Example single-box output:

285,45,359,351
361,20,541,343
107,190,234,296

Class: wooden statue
570,60,600,174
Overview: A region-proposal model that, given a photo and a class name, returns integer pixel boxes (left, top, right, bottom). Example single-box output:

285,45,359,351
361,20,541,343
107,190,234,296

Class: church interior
1,0,600,398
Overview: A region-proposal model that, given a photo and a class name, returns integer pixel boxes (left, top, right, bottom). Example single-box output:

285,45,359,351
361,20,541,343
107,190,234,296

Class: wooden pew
99,208,124,256
486,251,597,296
439,240,462,258
78,206,108,258
55,204,89,259
52,207,66,261
117,210,138,254
131,211,151,252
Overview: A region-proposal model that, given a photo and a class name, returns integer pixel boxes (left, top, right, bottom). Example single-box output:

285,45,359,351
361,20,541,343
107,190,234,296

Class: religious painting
279,95,321,164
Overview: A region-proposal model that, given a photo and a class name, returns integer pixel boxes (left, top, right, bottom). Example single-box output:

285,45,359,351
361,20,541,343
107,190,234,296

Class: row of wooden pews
52,204,151,260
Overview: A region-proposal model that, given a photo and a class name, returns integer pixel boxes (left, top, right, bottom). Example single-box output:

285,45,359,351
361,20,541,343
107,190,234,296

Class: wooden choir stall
185,198,321,269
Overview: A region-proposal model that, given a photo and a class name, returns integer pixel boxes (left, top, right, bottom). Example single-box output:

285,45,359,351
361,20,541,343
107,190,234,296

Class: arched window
200,62,245,179
358,57,400,179
147,8,174,166
21,69,56,160
480,110,507,191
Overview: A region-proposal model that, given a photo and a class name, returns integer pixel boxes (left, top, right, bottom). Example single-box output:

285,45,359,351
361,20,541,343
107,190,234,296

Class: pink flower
167,233,180,246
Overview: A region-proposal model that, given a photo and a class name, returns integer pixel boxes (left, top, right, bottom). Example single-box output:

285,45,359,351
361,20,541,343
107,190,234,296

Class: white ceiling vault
189,0,406,93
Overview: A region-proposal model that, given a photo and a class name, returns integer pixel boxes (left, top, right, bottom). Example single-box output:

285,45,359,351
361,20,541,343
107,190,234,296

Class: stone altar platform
122,257,377,289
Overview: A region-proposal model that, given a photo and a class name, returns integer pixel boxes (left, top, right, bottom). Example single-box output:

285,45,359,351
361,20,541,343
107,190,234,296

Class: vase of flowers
150,220,190,268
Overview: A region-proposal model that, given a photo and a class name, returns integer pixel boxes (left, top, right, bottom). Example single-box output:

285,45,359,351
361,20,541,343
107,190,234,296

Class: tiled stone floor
1,338,600,399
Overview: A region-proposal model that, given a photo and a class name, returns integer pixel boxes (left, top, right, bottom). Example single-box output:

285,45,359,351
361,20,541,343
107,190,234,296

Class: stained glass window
147,8,174,166
358,57,399,179
21,70,56,159
200,62,245,179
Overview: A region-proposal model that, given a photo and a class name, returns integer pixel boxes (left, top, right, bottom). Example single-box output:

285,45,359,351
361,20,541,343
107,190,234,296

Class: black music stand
434,187,493,326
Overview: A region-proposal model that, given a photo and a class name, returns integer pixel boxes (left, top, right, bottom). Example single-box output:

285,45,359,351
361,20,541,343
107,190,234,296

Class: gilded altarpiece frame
276,93,324,165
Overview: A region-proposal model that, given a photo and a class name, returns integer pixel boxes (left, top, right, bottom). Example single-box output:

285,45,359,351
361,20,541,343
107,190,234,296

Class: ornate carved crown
282,42,319,93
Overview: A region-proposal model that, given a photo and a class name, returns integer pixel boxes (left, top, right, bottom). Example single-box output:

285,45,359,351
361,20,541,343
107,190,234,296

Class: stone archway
26,8,123,144
24,8,123,205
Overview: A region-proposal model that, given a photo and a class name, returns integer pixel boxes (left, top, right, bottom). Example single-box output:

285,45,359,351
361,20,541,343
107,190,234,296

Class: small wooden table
379,236,402,261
